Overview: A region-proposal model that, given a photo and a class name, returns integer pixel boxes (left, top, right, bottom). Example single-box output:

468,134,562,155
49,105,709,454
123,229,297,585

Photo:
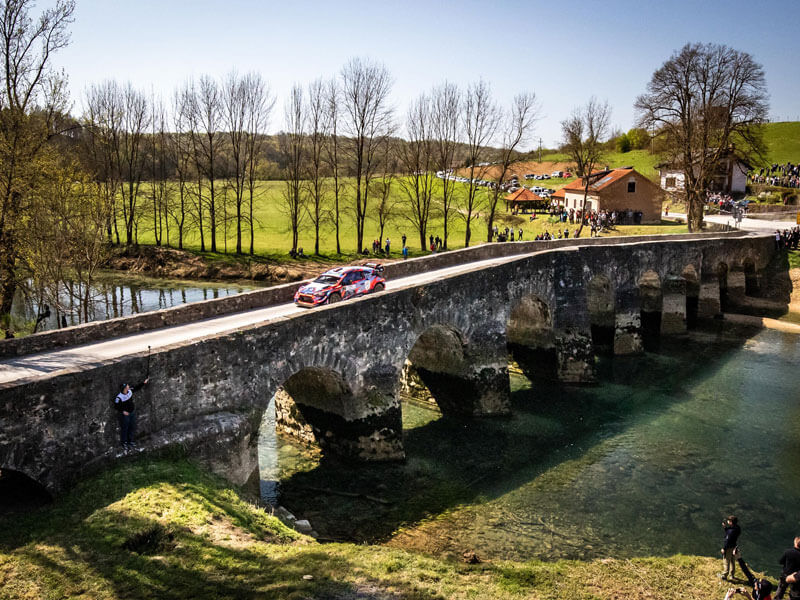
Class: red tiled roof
562,168,634,193
504,188,543,202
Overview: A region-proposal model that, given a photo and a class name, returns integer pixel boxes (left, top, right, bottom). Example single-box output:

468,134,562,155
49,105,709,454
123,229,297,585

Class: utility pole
538,138,542,162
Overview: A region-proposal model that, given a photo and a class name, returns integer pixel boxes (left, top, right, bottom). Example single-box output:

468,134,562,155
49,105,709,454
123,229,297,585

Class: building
557,167,663,224
504,188,547,212
657,152,751,195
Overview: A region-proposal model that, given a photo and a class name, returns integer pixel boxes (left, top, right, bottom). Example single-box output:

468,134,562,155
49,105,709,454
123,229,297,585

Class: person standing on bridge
115,378,149,450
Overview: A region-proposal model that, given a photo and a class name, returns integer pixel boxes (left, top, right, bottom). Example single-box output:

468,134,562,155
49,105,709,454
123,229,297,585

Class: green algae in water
261,325,800,567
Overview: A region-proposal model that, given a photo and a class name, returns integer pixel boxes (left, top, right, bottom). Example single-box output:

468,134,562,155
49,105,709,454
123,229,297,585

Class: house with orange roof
556,167,663,224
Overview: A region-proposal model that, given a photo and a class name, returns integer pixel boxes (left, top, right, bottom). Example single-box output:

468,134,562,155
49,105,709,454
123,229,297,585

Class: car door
341,271,362,299
347,270,367,297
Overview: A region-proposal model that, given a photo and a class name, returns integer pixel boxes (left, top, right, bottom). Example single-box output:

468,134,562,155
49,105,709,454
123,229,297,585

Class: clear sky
57,0,800,149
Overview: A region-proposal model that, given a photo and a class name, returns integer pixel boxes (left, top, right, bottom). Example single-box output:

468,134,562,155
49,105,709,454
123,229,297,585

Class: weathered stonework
0,232,777,494
661,276,688,334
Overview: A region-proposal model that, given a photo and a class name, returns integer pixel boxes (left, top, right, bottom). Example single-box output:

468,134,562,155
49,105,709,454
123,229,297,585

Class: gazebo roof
504,188,543,203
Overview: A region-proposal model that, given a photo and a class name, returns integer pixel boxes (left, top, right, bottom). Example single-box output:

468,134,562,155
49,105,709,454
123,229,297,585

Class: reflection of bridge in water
0,232,777,497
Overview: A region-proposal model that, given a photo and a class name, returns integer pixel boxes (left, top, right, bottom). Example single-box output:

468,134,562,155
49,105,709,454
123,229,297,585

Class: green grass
0,456,761,600
760,121,800,165
121,178,686,261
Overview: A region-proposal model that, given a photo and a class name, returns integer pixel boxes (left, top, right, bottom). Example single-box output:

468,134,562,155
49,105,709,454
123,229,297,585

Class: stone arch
682,264,700,329
638,270,662,350
271,366,402,461
743,259,758,296
587,275,615,355
0,467,52,511
506,293,557,380
717,262,730,312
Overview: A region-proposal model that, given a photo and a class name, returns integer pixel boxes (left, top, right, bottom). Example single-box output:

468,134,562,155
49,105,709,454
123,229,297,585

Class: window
665,177,676,188
627,180,636,193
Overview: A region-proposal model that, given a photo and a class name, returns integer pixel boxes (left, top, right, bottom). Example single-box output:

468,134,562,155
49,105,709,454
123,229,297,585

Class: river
259,321,800,568
10,272,263,331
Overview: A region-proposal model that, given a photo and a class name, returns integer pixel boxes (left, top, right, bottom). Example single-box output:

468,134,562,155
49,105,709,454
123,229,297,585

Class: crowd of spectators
775,227,800,250
749,162,800,188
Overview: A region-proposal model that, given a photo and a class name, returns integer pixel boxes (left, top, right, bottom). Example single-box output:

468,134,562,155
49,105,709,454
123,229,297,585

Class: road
670,211,797,232
0,253,529,386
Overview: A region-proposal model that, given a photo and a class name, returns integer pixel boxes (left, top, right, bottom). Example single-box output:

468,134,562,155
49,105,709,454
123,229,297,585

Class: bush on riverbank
0,457,762,600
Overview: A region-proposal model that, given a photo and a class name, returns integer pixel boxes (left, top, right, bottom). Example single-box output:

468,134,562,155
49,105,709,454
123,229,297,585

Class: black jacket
781,548,800,576
114,381,146,414
723,524,741,550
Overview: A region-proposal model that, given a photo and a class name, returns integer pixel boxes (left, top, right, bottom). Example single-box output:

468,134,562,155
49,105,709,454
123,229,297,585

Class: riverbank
0,457,760,600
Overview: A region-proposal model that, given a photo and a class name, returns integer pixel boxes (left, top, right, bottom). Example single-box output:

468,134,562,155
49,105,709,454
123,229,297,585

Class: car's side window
342,272,358,285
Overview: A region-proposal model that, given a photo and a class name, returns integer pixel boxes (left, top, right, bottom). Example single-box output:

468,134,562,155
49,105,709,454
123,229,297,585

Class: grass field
124,178,686,261
0,455,752,600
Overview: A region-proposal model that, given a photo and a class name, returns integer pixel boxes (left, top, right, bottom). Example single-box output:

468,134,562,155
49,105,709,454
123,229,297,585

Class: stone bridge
0,233,776,496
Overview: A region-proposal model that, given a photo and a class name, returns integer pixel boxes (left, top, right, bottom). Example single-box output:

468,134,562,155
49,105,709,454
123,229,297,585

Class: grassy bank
0,457,758,600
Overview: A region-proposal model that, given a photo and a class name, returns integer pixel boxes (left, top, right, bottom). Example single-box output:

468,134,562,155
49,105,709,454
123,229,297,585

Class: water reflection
10,273,262,331
259,323,800,566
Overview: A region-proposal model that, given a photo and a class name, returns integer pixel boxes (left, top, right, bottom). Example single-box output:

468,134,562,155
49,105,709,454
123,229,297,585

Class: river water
260,322,800,567
10,272,262,331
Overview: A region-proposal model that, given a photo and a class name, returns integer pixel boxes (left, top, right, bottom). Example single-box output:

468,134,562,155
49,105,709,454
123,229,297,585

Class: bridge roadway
0,253,526,386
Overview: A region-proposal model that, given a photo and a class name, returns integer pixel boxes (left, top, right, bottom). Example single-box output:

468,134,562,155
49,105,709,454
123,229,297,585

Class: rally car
293,263,386,307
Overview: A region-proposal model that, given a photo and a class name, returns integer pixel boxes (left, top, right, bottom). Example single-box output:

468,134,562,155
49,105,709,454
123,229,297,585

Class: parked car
551,170,563,178
294,263,386,307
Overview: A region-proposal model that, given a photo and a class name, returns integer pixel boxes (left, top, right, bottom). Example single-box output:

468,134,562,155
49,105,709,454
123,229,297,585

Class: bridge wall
0,233,775,494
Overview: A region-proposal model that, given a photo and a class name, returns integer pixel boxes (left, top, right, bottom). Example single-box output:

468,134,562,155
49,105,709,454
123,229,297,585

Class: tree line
0,0,769,334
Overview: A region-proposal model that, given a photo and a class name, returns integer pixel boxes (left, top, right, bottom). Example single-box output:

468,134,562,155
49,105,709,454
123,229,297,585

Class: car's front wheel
373,283,385,293
327,293,342,304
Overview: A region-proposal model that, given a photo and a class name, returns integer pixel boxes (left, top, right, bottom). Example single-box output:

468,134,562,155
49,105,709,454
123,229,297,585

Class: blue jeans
119,411,136,445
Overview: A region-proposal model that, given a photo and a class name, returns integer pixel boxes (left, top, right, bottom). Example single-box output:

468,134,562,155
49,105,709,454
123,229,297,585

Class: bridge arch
0,467,52,511
587,275,615,355
507,292,557,380
638,270,663,350
682,264,700,329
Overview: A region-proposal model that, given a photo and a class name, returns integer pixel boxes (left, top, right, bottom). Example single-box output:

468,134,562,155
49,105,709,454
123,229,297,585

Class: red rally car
294,263,386,307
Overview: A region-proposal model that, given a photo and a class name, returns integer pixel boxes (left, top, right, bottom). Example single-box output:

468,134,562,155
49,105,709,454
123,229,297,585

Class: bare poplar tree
183,80,206,251
323,78,343,254
280,84,306,254
635,43,768,231
243,72,273,255
170,85,194,249
560,97,611,237
147,92,168,246
398,92,434,250
306,78,327,255
0,0,75,318
485,93,538,242
340,58,394,253
461,80,499,247
222,71,248,253
372,137,397,248
430,82,461,250
116,83,150,246
193,75,222,252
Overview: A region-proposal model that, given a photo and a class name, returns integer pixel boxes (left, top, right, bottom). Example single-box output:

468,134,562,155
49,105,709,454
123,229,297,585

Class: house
556,167,663,224
505,187,547,211
657,151,751,195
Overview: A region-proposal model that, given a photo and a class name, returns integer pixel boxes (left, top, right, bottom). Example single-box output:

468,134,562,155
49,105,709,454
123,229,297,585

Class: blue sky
58,0,800,148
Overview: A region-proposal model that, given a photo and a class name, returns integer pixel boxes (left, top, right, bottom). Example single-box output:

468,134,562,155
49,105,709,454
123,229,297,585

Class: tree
222,71,248,254
306,78,327,255
616,132,631,153
485,93,538,242
242,72,273,256
192,75,222,251
430,82,460,250
0,0,75,317
460,80,499,247
340,58,394,254
398,92,434,251
635,42,768,231
561,97,611,237
280,84,305,254
323,78,343,254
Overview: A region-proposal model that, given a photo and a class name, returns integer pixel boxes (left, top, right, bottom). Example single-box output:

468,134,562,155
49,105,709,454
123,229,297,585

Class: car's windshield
313,274,341,284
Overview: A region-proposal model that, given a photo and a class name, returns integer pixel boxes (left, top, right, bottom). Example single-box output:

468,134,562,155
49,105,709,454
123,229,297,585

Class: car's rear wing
363,262,384,273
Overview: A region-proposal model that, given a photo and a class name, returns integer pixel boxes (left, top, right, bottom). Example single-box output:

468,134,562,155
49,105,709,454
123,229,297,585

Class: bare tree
280,84,306,254
340,57,394,253
193,75,222,252
560,97,611,237
485,93,538,242
243,72,273,255
306,78,327,255
147,92,168,246
398,92,434,251
115,82,150,246
430,82,460,250
460,80,499,247
372,137,397,249
170,85,194,249
635,42,768,231
222,71,248,254
323,78,343,254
